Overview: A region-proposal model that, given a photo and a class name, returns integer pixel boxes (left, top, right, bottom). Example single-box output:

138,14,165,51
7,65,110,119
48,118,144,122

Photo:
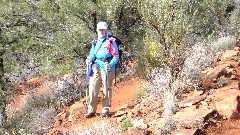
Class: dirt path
48,77,141,134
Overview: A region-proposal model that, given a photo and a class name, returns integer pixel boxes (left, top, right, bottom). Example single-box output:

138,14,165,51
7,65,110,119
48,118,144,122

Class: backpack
108,35,123,68
92,35,123,84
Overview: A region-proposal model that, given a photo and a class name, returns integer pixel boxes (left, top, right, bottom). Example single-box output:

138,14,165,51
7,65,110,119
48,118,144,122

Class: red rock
127,127,144,135
215,89,240,118
201,78,217,90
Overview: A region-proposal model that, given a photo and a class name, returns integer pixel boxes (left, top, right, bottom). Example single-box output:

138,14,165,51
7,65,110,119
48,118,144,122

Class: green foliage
6,111,33,134
139,0,191,50
233,56,240,62
189,0,234,37
143,38,162,67
0,84,5,109
136,0,238,78
216,78,227,88
44,61,73,75
1,0,94,82
229,7,240,25
135,60,148,78
135,90,143,100
211,36,236,53
119,119,132,132
137,0,193,78
0,0,141,129
0,0,141,82
228,7,240,37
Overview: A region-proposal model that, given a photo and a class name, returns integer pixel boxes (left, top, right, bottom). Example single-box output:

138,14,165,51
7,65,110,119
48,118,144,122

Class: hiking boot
84,112,95,118
101,112,109,118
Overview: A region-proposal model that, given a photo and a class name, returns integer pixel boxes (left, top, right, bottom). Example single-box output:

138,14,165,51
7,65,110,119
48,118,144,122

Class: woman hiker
84,21,119,118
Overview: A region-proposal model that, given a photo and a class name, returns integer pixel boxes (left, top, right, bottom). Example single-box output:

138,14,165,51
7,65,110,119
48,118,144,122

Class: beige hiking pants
87,64,115,114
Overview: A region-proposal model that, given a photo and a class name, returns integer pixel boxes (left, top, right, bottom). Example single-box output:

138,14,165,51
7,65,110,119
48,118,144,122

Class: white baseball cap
97,22,108,30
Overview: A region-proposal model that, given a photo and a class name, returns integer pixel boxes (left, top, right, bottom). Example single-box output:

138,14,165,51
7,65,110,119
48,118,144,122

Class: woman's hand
86,58,91,65
104,62,110,69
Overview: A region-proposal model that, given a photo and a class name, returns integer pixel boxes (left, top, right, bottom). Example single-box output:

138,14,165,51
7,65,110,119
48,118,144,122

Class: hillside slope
7,39,240,135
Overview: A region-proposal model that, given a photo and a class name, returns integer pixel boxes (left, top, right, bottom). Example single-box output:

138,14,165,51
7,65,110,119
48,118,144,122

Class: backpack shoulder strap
108,35,122,46
92,38,107,59
91,38,98,46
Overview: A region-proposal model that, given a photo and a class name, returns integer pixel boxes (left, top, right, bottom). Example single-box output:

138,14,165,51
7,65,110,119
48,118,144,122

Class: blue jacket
88,38,119,72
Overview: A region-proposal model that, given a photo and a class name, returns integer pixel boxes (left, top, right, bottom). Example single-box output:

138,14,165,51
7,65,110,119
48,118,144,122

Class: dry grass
70,120,117,135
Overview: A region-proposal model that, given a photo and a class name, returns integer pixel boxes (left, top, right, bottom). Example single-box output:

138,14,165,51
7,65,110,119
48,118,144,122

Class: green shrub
211,36,236,53
135,90,143,100
233,56,240,62
143,38,162,68
45,62,72,75
135,58,148,78
119,119,133,132
228,8,240,37
6,111,33,134
216,78,227,88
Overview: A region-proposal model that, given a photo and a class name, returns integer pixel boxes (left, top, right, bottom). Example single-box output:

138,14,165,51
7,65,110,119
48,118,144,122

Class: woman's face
98,29,106,37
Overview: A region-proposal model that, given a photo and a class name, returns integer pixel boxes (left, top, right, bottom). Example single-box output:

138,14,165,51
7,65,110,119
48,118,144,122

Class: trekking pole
104,62,111,108
86,61,93,106
85,63,89,106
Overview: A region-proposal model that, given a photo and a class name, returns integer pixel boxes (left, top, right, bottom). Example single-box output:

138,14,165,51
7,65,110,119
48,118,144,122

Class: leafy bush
135,90,143,100
119,119,133,132
142,38,162,68
228,7,240,38
135,55,148,78
211,36,236,52
233,56,240,62
216,78,227,88
137,0,191,77
136,0,237,79
134,38,149,78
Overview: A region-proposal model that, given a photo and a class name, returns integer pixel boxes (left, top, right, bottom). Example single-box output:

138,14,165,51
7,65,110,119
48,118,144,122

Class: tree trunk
0,54,6,127
91,0,97,34
92,12,97,33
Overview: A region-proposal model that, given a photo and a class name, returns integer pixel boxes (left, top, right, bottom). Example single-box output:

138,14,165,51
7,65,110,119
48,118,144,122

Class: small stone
117,115,127,123
140,123,149,130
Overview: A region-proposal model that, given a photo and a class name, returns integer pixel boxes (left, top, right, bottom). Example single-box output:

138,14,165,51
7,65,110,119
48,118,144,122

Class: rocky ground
6,39,240,135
